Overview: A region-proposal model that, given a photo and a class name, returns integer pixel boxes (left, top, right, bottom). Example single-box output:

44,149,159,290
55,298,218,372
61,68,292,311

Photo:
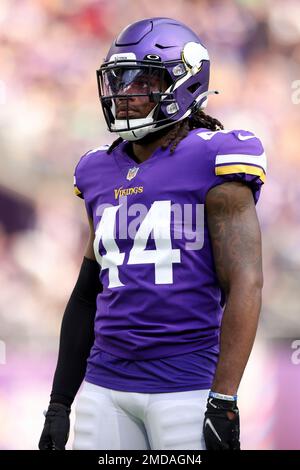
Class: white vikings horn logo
126,167,139,181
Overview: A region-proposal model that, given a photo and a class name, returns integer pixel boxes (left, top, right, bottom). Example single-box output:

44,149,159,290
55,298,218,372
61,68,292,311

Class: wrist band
209,391,237,401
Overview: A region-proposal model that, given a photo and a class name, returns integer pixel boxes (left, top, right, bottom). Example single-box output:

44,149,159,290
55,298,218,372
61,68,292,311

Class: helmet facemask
97,60,179,141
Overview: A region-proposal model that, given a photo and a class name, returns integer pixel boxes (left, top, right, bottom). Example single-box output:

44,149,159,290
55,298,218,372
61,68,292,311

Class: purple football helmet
97,17,214,141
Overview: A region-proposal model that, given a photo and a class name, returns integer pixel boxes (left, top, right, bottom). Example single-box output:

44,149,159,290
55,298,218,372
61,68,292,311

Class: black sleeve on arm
50,257,102,407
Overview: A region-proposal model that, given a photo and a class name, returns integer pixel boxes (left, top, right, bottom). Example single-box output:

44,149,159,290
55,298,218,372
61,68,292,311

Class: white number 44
93,200,181,288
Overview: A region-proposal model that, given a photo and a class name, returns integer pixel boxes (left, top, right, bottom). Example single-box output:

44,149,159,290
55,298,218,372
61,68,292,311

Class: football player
39,17,266,450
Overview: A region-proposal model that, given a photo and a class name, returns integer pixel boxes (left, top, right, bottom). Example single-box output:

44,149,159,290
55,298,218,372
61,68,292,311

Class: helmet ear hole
187,82,201,94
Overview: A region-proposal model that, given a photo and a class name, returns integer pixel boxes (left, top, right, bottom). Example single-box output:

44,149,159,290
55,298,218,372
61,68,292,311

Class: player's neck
131,126,175,164
131,139,162,163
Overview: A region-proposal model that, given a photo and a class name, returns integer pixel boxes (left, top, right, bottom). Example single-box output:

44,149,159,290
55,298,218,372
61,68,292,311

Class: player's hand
203,397,240,450
38,403,71,450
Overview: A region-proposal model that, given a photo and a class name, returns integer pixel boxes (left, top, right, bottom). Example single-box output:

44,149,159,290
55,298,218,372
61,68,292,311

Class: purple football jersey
85,345,219,392
74,127,266,367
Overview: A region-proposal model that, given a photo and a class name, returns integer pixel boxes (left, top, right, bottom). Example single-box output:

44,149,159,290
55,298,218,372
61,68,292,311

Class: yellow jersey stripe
215,164,266,183
74,186,82,196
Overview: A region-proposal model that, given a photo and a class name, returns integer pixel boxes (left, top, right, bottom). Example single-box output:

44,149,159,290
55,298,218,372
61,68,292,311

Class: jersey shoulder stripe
73,175,83,198
204,129,267,184
215,151,267,183
216,151,266,170
215,164,266,183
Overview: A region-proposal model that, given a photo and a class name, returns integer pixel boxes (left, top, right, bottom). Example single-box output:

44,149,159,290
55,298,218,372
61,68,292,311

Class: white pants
73,381,209,450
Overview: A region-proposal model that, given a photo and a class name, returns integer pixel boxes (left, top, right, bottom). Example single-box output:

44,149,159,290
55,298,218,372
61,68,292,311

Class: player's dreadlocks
107,109,224,155
161,109,224,154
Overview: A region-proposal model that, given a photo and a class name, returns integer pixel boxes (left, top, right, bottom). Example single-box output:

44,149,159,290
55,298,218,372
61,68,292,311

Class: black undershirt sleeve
50,257,102,407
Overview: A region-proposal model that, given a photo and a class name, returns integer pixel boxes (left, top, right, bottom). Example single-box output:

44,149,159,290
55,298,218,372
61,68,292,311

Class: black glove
203,397,240,450
38,403,71,450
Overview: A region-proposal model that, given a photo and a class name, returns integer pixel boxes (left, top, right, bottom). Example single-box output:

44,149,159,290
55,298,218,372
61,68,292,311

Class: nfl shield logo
126,167,139,181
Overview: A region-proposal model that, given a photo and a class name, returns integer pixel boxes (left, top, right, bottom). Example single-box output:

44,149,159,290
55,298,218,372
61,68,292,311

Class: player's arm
84,215,97,261
39,215,102,450
203,181,263,450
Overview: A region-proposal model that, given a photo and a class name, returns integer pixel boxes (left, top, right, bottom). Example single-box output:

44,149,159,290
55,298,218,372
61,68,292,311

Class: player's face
103,67,168,120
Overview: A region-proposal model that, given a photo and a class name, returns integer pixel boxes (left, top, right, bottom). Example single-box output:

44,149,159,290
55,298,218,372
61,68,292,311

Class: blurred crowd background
1,0,300,449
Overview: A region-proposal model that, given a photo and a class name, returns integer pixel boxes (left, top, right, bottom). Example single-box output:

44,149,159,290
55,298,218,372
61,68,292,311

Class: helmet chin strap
113,89,219,142
112,117,156,141
112,101,160,141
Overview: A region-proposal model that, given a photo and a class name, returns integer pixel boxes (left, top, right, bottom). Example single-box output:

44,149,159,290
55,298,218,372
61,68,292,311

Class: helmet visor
100,65,168,97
